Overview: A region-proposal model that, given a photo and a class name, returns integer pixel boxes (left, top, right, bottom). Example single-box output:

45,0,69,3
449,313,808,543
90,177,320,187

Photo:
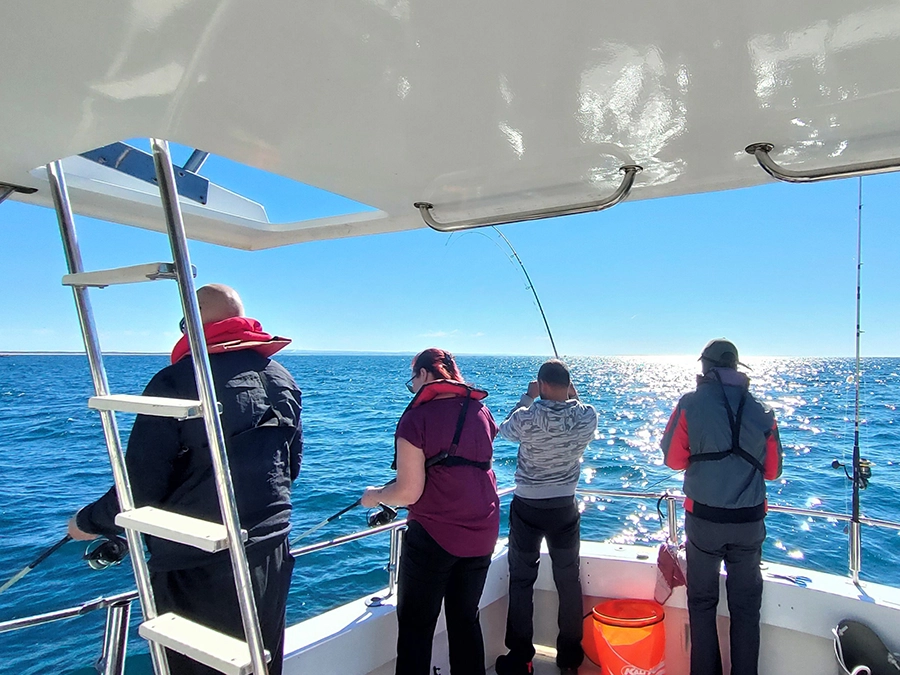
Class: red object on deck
583,599,667,675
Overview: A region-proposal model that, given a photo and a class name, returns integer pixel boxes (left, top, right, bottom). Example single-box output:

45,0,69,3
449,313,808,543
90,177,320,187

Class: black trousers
395,520,492,675
685,513,766,675
150,539,295,675
505,496,583,670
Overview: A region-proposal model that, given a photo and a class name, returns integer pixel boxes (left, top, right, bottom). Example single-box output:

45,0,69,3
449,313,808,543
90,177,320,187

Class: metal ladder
45,139,269,675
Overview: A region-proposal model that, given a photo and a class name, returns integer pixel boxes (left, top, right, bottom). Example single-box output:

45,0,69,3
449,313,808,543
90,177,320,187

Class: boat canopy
2,1,900,249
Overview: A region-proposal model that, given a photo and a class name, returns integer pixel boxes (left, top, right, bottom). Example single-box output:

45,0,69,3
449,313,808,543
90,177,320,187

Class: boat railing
4,485,900,671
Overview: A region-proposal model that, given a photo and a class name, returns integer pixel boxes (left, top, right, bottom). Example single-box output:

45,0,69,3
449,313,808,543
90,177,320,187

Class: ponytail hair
412,348,463,382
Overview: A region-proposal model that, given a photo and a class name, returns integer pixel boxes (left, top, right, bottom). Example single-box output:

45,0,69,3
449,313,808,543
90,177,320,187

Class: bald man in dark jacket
69,285,302,675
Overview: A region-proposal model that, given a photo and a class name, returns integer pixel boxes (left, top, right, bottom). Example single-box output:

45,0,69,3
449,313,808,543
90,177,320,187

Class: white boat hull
283,541,900,674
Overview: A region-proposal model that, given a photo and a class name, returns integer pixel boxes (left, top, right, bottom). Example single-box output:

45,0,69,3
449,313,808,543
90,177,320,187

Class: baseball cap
699,338,748,369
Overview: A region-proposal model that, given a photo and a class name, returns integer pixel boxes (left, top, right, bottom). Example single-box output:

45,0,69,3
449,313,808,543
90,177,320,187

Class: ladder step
139,613,269,675
115,506,246,553
62,262,196,287
89,394,205,419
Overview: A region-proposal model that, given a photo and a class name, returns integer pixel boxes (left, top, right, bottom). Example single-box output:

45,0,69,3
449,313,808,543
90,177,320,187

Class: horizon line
2,350,898,359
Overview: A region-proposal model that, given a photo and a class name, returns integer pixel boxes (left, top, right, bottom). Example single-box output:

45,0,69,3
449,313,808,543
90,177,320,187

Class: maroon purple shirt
396,396,500,557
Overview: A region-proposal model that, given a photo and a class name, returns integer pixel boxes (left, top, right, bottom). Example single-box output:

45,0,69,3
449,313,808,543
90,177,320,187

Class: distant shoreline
1,351,897,359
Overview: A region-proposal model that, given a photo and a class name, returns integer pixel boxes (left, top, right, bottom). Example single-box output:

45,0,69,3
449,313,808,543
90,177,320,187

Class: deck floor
486,646,602,674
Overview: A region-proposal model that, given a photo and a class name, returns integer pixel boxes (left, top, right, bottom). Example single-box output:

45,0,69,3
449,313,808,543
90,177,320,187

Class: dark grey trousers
505,496,583,670
685,513,766,675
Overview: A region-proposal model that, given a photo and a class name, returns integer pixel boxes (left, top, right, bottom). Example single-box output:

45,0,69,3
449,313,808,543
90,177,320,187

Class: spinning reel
367,504,399,528
832,458,874,490
83,535,129,570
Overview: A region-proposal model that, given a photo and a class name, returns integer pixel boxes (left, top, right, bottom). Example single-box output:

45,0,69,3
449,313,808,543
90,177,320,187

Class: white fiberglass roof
2,1,900,249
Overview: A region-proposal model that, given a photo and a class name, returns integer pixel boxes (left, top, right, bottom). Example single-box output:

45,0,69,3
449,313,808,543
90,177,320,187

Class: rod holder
849,520,862,583
745,142,900,183
98,600,132,675
388,526,405,597
414,164,642,232
665,495,679,544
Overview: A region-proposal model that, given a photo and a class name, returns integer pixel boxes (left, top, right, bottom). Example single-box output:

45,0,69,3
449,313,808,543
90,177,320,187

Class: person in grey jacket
495,360,597,675
661,339,783,675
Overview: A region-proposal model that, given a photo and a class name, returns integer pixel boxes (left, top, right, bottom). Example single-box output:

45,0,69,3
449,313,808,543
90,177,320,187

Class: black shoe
495,653,534,675
559,669,579,675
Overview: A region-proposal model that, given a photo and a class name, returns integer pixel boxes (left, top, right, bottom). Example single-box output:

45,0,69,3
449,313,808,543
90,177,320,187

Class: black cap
699,338,747,369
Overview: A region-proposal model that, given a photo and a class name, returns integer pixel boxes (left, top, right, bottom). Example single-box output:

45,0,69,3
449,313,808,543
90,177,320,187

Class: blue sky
1,146,898,357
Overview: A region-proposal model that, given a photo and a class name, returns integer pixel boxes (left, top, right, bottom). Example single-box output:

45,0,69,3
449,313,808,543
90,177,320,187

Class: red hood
170,316,291,364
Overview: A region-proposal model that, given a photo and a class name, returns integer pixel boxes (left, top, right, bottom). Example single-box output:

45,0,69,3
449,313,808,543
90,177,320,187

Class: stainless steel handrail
745,142,900,183
291,518,409,557
0,590,139,634
414,165,642,232
6,485,899,636
46,159,169,675
290,487,517,558
151,137,268,675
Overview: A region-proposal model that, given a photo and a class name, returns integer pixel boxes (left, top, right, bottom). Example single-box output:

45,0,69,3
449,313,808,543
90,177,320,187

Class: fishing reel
367,504,399,528
83,535,129,570
832,458,874,490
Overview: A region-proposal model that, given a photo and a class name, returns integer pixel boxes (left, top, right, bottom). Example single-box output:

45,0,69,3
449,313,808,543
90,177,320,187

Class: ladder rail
45,161,171,675
150,138,268,675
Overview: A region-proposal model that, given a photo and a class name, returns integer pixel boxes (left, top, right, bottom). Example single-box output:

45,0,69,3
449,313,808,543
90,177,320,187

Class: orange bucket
582,599,666,675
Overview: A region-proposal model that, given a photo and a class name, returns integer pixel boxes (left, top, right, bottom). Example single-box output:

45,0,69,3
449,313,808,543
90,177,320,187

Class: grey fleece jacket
499,394,598,499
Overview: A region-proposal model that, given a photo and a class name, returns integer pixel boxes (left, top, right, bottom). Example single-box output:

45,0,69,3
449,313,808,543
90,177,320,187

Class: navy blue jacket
77,349,302,571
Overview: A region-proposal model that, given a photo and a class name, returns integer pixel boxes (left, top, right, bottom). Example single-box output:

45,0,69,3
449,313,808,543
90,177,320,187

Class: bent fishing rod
491,226,559,359
294,227,562,548
446,227,559,359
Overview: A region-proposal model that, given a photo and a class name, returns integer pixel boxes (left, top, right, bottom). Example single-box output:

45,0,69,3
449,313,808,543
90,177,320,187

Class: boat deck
486,646,603,674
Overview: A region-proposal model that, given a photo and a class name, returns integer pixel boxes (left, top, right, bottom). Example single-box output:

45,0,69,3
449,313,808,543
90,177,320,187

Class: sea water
0,354,897,674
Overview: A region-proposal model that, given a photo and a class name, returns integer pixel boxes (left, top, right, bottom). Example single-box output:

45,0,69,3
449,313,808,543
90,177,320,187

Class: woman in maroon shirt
361,348,501,675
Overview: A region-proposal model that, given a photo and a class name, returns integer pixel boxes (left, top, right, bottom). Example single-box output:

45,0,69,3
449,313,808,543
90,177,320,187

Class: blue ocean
0,354,898,674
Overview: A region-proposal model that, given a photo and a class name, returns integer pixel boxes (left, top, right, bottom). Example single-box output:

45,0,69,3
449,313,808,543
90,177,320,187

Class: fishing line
644,469,684,492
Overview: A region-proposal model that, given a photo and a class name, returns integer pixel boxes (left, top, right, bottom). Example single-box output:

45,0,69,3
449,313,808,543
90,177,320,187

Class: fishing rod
490,226,559,359
830,178,873,583
851,176,865,530
291,480,400,545
446,228,559,359
290,500,362,544
849,177,869,583
0,534,71,595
